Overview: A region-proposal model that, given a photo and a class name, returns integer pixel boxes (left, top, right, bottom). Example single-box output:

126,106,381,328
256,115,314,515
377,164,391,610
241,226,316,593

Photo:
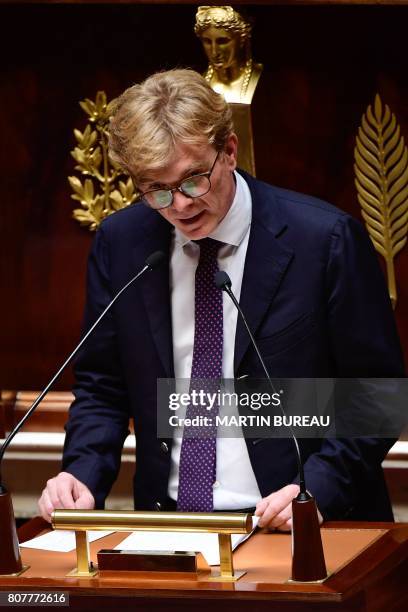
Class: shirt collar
174,171,252,248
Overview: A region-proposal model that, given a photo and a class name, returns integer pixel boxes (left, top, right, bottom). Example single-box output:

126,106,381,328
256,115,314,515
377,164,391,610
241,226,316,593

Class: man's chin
182,227,209,240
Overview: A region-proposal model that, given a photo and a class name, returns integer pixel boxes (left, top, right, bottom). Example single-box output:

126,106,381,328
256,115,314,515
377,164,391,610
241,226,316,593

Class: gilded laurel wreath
354,94,408,308
69,91,137,231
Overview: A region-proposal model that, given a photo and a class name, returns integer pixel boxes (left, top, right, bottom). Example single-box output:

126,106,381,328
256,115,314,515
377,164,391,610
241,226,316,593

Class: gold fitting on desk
52,509,252,581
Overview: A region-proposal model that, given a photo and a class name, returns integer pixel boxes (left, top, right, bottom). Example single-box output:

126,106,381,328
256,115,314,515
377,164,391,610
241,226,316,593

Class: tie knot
195,237,223,260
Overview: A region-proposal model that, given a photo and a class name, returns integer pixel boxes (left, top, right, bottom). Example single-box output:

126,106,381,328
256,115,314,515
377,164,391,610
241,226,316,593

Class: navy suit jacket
62,172,405,521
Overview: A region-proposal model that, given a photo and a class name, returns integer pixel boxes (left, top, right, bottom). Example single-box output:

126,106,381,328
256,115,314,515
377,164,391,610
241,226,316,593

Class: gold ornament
195,6,262,105
204,58,253,102
69,91,137,231
354,94,408,308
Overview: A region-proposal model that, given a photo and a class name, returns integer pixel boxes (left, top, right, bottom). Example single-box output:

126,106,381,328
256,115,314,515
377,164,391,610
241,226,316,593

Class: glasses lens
144,190,172,209
180,175,210,198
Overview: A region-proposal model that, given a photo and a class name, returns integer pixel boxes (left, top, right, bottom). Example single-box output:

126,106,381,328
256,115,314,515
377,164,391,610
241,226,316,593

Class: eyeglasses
139,151,220,210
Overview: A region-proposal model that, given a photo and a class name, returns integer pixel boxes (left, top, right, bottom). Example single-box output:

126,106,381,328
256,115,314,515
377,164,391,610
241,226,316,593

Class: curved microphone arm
0,251,165,486
214,270,307,497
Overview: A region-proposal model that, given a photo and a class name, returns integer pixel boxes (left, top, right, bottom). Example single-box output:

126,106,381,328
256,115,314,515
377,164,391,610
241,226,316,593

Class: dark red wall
1,3,407,390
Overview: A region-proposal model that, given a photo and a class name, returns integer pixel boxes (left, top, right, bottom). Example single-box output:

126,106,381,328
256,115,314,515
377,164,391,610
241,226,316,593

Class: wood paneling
2,1,408,6
1,2,407,391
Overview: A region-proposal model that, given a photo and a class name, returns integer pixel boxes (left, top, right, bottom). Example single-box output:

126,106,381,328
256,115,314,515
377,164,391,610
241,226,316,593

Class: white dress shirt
167,171,262,509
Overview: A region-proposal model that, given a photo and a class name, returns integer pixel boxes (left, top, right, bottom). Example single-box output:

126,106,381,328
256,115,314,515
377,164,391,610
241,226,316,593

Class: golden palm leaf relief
354,94,408,309
69,91,137,231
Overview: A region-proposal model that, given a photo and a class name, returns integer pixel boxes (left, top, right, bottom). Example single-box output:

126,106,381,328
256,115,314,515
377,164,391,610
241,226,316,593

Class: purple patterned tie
177,238,223,512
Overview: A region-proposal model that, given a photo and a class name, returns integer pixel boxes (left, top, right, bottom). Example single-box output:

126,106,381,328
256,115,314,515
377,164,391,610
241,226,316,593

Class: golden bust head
194,6,261,104
195,6,252,44
195,6,251,71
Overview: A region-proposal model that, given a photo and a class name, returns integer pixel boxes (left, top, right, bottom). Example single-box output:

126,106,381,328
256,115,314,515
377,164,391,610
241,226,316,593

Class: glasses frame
139,151,220,210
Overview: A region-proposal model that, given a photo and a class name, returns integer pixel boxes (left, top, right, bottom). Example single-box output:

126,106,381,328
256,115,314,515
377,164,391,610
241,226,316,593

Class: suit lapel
135,214,175,378
234,177,294,373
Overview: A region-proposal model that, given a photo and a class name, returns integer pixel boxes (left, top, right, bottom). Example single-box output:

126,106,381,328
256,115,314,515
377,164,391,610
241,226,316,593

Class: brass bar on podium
52,509,252,581
52,509,252,534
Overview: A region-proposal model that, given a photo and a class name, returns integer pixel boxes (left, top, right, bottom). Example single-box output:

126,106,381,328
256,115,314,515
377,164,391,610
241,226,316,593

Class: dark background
1,1,407,390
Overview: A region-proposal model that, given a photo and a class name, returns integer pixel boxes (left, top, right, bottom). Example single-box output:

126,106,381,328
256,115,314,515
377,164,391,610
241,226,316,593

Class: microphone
214,271,306,494
0,250,165,575
145,250,166,270
215,270,327,582
0,250,165,475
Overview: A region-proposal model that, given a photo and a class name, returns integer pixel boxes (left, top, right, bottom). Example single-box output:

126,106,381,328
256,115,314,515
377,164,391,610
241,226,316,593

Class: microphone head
145,251,166,270
214,270,232,290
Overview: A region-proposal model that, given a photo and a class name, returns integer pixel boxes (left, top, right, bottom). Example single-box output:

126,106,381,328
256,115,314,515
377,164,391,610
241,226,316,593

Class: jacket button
154,501,162,511
160,442,169,453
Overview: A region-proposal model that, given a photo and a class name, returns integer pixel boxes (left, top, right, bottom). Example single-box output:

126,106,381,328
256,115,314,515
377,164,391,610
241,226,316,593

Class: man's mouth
177,211,205,225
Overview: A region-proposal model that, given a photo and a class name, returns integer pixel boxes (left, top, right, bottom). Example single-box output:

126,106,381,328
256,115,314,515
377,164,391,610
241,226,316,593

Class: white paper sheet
20,530,113,552
114,516,259,566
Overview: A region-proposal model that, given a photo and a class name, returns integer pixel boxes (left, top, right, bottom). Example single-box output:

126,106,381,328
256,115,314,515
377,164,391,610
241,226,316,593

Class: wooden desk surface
0,521,407,611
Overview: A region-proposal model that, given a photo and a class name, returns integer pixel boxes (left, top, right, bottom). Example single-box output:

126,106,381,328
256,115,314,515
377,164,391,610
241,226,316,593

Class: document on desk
115,516,259,566
20,530,114,552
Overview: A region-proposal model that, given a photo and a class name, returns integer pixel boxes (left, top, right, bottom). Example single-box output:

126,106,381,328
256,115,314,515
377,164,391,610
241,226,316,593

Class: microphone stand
0,251,165,576
215,271,327,582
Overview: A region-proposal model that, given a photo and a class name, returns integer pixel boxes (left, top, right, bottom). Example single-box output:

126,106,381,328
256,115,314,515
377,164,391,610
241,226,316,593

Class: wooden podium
0,520,407,611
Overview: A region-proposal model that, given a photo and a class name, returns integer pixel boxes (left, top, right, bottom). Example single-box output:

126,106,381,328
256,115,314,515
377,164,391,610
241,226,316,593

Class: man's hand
38,472,95,523
255,484,323,531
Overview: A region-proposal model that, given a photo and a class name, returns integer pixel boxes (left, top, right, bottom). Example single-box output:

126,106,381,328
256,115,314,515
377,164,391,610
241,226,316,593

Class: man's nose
171,189,194,213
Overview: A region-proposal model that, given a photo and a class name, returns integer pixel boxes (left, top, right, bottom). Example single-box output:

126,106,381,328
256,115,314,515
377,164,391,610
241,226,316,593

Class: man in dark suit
38,69,404,528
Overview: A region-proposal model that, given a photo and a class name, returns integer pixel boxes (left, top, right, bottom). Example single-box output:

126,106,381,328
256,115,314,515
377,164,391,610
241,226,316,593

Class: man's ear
224,133,238,171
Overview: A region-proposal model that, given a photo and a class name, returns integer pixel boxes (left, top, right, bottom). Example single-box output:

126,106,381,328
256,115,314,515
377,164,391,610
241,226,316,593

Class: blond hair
108,69,233,183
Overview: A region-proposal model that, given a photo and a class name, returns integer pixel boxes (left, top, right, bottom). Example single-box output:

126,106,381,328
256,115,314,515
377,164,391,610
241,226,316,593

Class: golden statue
195,6,262,174
195,6,262,104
